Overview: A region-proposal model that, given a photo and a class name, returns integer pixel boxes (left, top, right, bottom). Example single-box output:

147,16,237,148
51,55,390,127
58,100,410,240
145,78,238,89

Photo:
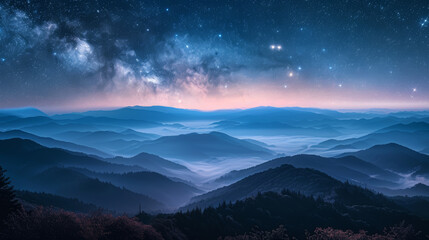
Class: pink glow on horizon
35,83,429,113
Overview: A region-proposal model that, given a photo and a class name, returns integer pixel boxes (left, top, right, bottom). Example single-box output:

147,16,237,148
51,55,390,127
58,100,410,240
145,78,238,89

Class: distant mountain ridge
215,153,401,189
313,122,429,153
0,129,111,158
186,163,398,211
118,131,276,160
338,143,429,176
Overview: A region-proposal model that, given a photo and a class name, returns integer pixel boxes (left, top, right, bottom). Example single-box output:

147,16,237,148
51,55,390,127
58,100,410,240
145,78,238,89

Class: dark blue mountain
314,128,429,152
0,130,111,158
0,138,143,181
106,152,195,180
0,107,47,117
119,131,276,160
338,143,429,176
27,167,163,213
72,168,202,209
188,164,398,211
215,154,400,189
379,183,429,197
212,120,342,137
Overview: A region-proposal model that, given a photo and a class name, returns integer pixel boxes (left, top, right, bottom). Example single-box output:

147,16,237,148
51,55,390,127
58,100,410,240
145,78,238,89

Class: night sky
0,0,428,111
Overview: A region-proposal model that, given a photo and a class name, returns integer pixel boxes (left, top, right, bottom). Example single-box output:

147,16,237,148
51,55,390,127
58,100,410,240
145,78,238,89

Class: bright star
338,84,342,88
421,17,428,27
166,8,169,11
298,66,302,71
413,88,417,92
0,58,5,62
288,72,294,77
277,45,282,50
186,45,189,48
270,45,276,49
284,84,288,88
218,34,222,38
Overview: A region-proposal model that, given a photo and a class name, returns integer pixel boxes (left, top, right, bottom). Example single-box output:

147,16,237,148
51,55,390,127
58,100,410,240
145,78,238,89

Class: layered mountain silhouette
106,152,195,180
187,163,398,210
0,138,141,178
52,130,159,155
0,138,202,212
72,169,202,208
117,132,275,160
212,120,342,137
215,153,401,189
338,143,429,176
313,122,429,152
27,167,163,213
0,107,47,118
380,183,429,197
0,129,111,157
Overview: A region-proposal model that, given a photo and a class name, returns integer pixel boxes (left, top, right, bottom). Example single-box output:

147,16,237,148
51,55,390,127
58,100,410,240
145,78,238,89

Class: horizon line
2,105,429,115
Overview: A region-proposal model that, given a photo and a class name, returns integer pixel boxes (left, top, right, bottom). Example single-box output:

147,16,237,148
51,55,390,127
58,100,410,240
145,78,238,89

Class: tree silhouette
0,165,19,224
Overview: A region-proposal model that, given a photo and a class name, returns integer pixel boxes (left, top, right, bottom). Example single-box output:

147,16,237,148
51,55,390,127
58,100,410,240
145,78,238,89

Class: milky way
0,0,428,111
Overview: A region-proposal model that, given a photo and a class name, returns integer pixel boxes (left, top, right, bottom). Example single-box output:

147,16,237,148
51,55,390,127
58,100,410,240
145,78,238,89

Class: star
284,84,288,88
186,45,189,48
421,17,428,27
224,84,228,88
218,34,222,38
270,45,282,51
1,58,5,62
288,72,294,77
338,84,342,88
166,8,169,12
413,88,417,92
298,66,302,71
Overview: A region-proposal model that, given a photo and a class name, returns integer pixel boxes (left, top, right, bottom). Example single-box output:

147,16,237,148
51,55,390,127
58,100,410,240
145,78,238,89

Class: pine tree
0,165,19,222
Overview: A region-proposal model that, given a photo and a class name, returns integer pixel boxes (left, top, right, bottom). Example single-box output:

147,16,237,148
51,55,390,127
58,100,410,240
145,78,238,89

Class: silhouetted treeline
142,190,429,240
222,223,422,240
0,165,19,230
1,207,163,240
16,190,99,213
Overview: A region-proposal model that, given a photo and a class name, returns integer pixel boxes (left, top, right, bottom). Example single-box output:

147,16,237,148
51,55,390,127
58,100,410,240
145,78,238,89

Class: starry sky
0,0,428,111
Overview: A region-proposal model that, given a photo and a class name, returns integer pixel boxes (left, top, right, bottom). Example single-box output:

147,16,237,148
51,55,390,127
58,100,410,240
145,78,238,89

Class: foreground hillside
142,190,429,240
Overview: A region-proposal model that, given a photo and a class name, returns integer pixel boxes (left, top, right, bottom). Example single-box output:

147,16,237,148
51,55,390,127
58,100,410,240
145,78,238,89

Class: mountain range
117,131,275,160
